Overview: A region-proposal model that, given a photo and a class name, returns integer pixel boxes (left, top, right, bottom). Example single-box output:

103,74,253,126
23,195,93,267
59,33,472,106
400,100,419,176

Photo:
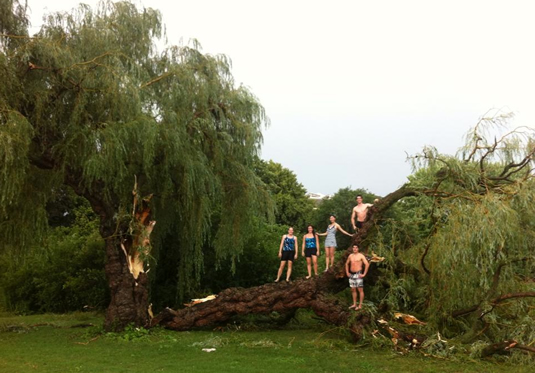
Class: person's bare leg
324,247,332,271
349,287,357,309
286,261,293,281
275,261,286,282
329,249,335,271
306,257,312,279
312,255,318,276
357,288,365,309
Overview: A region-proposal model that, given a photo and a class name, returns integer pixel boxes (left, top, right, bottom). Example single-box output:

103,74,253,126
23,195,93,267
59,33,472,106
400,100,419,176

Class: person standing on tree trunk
346,244,369,310
275,227,298,283
351,195,379,231
317,215,352,272
302,225,320,279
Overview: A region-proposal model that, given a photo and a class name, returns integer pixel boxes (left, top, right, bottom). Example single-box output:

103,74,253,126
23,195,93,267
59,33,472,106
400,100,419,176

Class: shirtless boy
351,195,378,231
345,244,369,310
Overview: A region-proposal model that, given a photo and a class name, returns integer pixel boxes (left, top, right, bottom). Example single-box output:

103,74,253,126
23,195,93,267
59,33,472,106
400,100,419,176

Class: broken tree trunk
152,186,418,340
73,178,156,331
151,277,372,340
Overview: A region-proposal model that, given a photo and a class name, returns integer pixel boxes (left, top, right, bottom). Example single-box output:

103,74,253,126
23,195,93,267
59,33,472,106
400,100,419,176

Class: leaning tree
1,1,271,330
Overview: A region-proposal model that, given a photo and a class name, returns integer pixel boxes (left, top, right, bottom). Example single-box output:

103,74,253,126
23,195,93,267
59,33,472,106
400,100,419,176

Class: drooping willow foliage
368,112,535,357
0,1,271,295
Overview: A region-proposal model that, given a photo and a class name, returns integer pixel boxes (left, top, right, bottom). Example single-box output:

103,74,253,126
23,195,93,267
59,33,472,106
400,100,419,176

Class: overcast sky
28,0,535,196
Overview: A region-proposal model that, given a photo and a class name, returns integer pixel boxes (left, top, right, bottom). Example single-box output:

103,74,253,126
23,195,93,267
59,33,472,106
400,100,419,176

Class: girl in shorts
275,227,298,283
302,225,320,279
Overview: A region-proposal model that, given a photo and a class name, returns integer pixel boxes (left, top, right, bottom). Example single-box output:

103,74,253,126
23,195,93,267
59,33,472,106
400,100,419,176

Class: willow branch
452,292,535,318
140,71,174,88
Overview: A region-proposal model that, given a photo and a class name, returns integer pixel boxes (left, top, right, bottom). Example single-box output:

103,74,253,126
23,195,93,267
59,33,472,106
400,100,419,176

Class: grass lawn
0,312,528,373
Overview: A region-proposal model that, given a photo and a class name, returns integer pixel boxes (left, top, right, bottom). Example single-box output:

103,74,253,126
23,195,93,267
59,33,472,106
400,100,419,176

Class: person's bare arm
336,223,352,237
301,235,306,256
294,237,298,259
351,208,357,230
361,254,370,277
316,234,320,256
345,255,351,277
278,235,285,257
317,231,327,236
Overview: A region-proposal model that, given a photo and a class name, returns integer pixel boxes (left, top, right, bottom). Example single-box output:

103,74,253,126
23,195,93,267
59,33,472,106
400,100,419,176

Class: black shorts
356,221,364,229
305,247,317,258
281,250,296,262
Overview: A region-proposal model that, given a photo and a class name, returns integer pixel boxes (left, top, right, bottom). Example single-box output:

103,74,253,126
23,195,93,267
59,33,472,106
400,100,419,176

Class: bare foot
274,279,280,283
349,305,357,309
355,305,362,310
305,275,311,279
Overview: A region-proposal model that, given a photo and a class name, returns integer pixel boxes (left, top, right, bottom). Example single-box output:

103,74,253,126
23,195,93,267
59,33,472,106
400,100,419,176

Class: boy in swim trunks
345,244,369,310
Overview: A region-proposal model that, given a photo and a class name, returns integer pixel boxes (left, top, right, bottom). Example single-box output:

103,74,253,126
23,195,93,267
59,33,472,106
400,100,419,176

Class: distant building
306,192,331,207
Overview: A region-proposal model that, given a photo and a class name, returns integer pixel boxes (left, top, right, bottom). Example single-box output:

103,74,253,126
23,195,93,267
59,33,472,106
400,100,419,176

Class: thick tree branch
481,340,535,357
452,292,535,318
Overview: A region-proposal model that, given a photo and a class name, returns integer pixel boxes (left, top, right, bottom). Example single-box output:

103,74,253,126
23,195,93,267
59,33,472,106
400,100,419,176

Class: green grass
0,312,529,373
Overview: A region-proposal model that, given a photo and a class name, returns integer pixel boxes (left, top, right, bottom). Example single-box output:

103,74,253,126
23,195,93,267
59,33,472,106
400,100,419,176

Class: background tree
254,159,315,229
0,1,270,330
0,200,108,313
0,0,28,49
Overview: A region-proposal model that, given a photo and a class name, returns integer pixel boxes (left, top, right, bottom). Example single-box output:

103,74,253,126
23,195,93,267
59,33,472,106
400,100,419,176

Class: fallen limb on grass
481,340,535,357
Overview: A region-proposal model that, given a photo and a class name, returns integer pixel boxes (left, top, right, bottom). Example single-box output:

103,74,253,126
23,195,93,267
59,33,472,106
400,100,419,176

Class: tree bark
103,230,150,331
151,277,372,340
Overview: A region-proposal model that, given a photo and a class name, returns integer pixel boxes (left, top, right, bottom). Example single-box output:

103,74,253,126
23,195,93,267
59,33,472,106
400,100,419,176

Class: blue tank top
305,237,316,249
283,236,295,251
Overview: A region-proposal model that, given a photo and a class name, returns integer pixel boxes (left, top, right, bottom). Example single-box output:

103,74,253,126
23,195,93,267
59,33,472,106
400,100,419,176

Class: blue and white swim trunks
349,271,364,288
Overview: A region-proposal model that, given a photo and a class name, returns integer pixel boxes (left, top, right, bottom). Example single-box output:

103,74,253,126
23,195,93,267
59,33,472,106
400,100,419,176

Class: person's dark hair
356,195,363,199
352,244,359,249
306,224,316,236
330,214,336,219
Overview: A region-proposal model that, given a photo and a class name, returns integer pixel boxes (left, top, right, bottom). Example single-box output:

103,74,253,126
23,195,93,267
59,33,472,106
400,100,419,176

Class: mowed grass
0,312,528,373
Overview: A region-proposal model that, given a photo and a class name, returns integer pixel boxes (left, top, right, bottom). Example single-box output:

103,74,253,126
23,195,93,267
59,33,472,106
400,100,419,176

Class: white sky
28,0,535,196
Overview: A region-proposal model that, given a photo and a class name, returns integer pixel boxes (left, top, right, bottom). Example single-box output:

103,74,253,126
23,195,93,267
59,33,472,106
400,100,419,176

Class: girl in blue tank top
301,225,320,279
275,227,298,283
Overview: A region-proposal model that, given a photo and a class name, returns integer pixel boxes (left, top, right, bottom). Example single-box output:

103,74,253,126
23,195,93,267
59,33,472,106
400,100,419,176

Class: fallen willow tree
152,118,535,360
151,186,416,341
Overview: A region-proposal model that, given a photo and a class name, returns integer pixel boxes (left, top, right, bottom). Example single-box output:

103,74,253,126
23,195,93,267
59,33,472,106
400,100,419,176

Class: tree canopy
254,159,314,229
0,0,271,328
